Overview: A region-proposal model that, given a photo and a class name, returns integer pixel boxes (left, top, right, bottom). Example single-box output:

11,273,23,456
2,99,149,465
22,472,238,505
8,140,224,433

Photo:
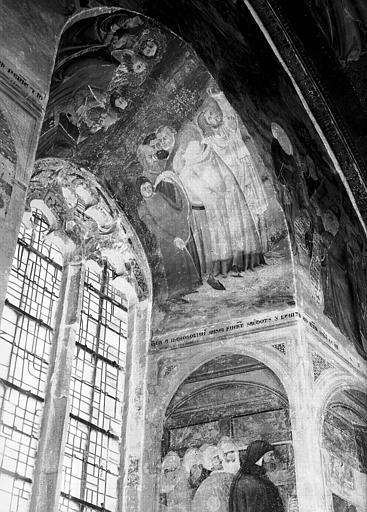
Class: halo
136,27,167,63
271,122,293,156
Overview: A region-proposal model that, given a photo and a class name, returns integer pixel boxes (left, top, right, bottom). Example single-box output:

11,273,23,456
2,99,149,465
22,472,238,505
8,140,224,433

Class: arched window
0,212,62,511
61,264,128,512
0,156,150,512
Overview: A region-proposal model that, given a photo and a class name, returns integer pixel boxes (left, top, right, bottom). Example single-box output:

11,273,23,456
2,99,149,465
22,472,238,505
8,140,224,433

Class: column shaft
290,331,327,512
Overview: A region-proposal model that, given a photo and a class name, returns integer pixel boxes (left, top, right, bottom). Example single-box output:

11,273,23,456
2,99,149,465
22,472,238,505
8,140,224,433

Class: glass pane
61,266,127,512
0,212,62,512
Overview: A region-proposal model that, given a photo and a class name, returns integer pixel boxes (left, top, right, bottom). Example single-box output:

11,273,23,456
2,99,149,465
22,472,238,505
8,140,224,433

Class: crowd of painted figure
49,14,166,144
160,438,286,512
137,89,269,299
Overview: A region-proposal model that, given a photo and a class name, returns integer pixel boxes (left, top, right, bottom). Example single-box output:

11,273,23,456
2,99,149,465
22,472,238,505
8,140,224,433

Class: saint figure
198,89,268,223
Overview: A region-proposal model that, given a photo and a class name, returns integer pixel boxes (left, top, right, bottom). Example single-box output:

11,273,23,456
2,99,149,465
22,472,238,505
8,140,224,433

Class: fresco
40,11,293,334
38,10,367,353
270,116,367,358
0,110,16,219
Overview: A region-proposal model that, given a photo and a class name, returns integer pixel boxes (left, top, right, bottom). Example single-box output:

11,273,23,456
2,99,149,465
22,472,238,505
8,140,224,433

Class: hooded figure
229,440,285,512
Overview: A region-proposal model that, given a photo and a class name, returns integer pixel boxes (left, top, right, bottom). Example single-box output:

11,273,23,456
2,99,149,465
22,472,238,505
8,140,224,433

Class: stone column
288,326,327,512
29,257,84,512
118,294,152,512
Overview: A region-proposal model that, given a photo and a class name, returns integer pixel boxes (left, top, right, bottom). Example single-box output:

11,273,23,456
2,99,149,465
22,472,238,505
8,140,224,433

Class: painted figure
137,177,200,300
191,445,234,512
270,123,303,251
319,209,363,354
229,440,285,512
176,131,264,277
160,451,191,512
183,448,210,498
218,437,240,475
198,89,268,228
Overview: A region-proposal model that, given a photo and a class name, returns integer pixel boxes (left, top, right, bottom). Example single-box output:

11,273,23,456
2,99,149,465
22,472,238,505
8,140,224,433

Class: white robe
178,140,261,266
207,92,268,219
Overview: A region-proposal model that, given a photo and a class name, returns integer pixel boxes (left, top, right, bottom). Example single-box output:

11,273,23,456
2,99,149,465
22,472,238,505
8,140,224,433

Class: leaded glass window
0,213,62,511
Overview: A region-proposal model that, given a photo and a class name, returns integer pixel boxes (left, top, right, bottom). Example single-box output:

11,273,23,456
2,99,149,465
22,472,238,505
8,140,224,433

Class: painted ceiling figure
270,123,305,253
174,102,265,278
57,13,144,62
346,230,367,355
138,125,204,280
229,440,285,512
319,207,366,356
191,445,234,512
197,87,269,248
312,0,367,63
43,15,168,153
137,176,200,302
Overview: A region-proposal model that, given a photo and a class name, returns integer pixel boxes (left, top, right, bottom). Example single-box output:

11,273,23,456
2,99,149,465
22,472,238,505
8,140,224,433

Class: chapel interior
0,1,367,512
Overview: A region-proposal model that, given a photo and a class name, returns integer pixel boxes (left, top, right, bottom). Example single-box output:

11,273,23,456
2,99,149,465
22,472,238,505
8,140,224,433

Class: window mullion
29,259,85,512
79,265,107,507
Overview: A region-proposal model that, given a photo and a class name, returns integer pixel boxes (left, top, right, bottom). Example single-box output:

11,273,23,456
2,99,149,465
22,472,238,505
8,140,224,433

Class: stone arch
153,340,293,422
27,157,152,302
21,157,153,512
38,7,299,336
149,346,295,512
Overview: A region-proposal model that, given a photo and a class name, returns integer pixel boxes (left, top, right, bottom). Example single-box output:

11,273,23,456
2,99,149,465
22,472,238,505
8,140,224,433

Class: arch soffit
27,157,152,302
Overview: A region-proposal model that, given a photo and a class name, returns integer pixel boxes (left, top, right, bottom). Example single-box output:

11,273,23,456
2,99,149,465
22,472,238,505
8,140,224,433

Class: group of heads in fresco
160,438,288,512
49,13,166,143
136,85,270,301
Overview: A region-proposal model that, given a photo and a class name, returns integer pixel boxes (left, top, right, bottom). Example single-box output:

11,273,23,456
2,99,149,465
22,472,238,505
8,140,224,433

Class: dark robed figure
229,440,285,512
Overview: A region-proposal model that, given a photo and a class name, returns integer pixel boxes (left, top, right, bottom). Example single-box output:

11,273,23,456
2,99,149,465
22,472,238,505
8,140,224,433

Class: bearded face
222,451,240,474
262,451,277,473
203,107,223,128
